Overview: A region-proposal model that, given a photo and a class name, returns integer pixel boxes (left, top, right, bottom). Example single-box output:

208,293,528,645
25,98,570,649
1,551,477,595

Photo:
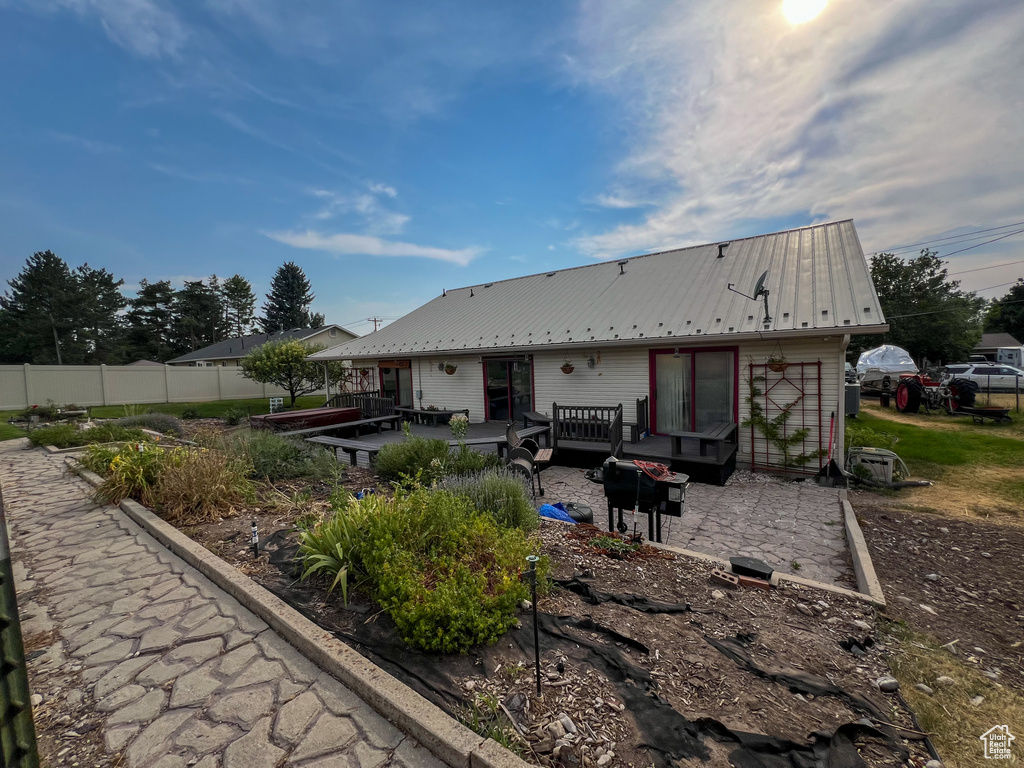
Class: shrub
438,469,537,531
28,423,148,449
83,443,172,505
155,449,255,525
230,430,341,481
222,406,248,426
180,407,200,420
300,488,546,653
116,413,184,437
375,436,500,484
846,420,899,450
374,435,452,483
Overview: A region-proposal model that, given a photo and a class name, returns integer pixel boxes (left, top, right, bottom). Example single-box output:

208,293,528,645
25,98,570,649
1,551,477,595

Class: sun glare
782,0,828,25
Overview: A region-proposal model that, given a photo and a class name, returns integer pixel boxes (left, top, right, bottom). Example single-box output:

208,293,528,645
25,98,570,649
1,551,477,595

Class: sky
1,0,1023,336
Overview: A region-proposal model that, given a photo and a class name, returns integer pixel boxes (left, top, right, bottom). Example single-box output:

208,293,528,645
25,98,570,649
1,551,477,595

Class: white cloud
46,130,122,154
263,229,483,266
367,181,397,198
592,193,648,209
41,0,187,59
307,189,409,235
568,1,1024,261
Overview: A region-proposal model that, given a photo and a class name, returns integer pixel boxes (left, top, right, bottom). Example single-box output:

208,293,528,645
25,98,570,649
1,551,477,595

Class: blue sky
1,0,1023,335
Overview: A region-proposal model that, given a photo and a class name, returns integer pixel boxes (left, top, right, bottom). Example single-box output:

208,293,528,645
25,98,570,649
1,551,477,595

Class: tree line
0,251,326,365
849,249,1024,365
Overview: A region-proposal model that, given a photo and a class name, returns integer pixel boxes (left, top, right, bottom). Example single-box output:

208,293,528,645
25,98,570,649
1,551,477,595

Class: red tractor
894,372,979,414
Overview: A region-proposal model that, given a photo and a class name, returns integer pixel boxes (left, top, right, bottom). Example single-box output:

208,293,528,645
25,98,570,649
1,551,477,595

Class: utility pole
367,317,382,332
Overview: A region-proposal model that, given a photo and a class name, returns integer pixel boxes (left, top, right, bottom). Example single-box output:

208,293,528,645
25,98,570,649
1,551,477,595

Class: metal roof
310,220,886,361
168,325,358,364
975,332,1021,350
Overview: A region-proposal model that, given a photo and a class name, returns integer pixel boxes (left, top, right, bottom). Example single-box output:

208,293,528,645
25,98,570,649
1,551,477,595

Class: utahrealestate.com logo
981,725,1015,760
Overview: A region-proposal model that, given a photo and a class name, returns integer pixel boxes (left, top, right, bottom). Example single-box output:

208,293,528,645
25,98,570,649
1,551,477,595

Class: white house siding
415,355,487,419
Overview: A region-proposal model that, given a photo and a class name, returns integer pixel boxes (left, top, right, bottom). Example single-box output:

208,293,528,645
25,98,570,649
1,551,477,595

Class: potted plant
444,361,458,375
766,343,789,372
560,357,575,374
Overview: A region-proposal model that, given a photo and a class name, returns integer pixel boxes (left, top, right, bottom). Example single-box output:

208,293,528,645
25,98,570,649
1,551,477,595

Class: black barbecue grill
586,457,689,543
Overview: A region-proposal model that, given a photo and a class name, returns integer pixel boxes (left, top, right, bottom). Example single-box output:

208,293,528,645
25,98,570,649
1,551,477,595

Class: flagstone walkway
0,440,444,768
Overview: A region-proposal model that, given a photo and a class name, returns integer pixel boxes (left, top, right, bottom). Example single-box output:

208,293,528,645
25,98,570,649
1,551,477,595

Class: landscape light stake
525,555,541,696
251,520,259,559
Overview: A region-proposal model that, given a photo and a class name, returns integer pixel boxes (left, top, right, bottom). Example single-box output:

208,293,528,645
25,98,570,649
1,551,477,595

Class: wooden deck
624,433,737,486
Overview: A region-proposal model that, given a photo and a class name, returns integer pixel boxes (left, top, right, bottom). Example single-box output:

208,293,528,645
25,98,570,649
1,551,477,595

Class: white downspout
838,334,850,459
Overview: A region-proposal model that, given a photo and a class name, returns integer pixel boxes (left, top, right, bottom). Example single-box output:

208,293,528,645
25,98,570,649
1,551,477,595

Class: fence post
0,488,41,768
163,365,171,404
22,365,31,409
100,364,109,406
216,367,223,401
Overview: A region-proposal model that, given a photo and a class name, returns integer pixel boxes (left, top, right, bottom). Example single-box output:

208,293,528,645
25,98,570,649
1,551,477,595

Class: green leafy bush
222,406,248,426
438,469,537,531
82,443,172,505
845,419,899,450
375,435,500,484
180,407,200,420
116,413,184,436
299,488,546,653
230,430,340,481
374,435,452,483
28,423,148,448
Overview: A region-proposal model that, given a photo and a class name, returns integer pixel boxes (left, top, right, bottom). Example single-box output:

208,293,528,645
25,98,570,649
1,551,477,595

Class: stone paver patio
0,440,444,768
541,465,852,587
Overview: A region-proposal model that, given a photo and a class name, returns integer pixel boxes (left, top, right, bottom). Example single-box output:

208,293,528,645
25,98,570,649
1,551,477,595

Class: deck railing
551,403,623,457
323,390,381,409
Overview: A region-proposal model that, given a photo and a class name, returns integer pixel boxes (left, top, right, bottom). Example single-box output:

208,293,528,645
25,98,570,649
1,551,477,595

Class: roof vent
617,260,628,275
484,283,492,288
470,288,474,297
717,243,730,258
546,272,555,277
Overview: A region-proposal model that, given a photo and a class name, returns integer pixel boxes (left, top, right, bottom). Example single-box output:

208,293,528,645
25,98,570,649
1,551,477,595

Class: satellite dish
726,270,773,327
753,270,769,298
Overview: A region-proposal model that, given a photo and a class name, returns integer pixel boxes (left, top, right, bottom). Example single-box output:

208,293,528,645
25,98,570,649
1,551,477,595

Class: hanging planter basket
560,363,575,375
359,368,370,376
767,360,790,373
444,362,458,375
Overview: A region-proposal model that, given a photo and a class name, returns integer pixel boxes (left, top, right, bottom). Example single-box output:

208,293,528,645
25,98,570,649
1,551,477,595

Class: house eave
311,324,890,361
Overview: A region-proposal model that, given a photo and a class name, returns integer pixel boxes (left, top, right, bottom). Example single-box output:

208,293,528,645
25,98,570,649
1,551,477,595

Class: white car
943,363,1024,392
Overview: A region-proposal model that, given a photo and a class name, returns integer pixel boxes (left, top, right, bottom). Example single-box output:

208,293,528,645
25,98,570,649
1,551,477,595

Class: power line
940,227,1024,259
885,296,1024,320
949,257,1024,276
866,220,1024,256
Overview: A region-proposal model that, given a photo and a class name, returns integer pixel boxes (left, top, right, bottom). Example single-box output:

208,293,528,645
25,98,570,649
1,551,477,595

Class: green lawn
850,411,1024,469
0,395,328,441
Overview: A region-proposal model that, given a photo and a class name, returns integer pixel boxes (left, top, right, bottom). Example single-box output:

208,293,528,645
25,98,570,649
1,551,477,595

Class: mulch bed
178,475,934,768
852,491,1024,691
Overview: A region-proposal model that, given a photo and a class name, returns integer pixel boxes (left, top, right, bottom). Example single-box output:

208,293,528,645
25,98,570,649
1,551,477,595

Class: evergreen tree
125,279,176,362
0,251,85,364
221,274,258,337
171,278,228,353
261,262,318,332
75,263,129,363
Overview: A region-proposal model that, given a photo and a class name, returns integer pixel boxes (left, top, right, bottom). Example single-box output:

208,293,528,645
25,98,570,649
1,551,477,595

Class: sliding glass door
379,361,413,407
651,348,736,433
485,358,533,421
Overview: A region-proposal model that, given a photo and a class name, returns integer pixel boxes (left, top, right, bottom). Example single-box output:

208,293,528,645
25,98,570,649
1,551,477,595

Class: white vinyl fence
0,365,326,411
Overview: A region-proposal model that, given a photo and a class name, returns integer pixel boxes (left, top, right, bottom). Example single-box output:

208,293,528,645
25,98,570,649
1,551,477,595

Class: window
650,348,736,434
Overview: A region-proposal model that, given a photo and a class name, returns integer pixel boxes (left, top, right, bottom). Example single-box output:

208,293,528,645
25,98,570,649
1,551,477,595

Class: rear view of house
310,220,887,479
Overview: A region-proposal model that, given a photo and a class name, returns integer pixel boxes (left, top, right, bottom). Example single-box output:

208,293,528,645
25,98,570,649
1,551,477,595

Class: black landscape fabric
264,531,903,768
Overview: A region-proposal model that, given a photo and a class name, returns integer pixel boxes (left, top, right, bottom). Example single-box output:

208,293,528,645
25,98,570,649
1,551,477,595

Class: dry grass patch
897,465,1024,521
886,622,1024,768
156,448,255,525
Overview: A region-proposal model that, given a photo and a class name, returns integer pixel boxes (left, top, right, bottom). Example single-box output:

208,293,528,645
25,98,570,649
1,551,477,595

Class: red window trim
481,355,534,422
648,346,739,435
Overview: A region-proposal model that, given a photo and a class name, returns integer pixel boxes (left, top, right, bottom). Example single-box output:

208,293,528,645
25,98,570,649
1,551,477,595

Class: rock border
839,490,886,605
69,459,528,768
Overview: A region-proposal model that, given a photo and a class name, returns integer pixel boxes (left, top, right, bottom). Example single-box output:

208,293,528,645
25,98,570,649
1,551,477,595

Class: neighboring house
309,220,887,471
167,325,358,367
973,332,1021,361
126,359,164,367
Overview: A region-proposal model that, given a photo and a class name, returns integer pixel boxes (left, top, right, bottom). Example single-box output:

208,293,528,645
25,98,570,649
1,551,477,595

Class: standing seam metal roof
310,220,885,361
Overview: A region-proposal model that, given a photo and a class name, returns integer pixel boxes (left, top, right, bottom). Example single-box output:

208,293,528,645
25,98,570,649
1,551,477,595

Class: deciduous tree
850,249,984,365
240,339,337,406
984,278,1024,344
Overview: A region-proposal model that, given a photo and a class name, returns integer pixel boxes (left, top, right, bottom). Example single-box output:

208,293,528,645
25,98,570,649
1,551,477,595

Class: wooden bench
450,435,512,459
669,421,738,464
522,411,552,429
551,403,624,458
394,407,470,427
306,436,382,466
278,414,402,439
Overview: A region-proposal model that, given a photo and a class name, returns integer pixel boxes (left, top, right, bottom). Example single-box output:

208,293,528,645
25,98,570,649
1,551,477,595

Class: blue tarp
538,502,576,524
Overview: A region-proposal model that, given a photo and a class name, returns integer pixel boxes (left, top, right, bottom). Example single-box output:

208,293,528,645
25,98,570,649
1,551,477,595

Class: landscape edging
69,459,529,768
839,490,886,606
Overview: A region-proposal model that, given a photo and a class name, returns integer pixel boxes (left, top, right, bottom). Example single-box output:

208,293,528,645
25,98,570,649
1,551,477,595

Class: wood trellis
748,361,824,474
